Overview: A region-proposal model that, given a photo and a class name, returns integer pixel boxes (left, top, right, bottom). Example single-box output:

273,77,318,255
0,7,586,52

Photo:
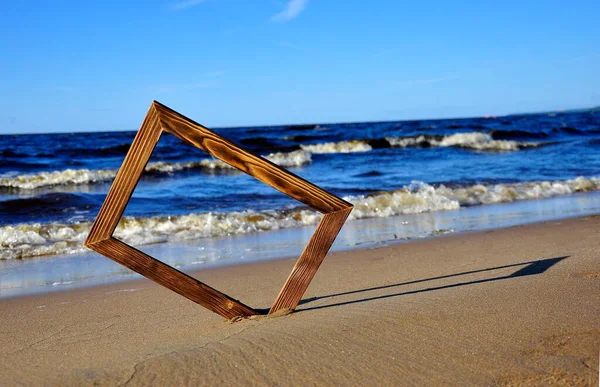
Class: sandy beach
1,215,598,386
2,1,599,385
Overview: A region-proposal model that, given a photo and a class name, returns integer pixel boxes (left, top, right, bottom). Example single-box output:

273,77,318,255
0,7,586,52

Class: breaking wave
2,176,598,260
348,176,600,218
0,132,545,190
296,132,543,154
144,149,311,172
0,169,117,190
385,132,541,151
300,140,373,154
0,209,322,260
0,150,312,190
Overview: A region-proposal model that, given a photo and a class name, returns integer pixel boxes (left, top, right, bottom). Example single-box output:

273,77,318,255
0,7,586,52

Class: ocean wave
145,149,311,172
300,140,372,154
386,132,541,151
264,149,312,167
0,132,544,190
1,150,28,158
347,182,460,219
434,176,600,205
2,176,599,260
295,132,542,154
0,150,312,190
0,209,321,260
0,169,117,190
347,176,600,219
489,129,548,140
0,223,90,260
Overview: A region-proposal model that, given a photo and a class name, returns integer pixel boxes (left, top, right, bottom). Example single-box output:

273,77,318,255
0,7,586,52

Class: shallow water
1,109,600,296
2,109,600,259
2,191,599,298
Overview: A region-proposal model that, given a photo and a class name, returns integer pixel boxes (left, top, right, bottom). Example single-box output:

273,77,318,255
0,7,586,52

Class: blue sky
1,0,599,133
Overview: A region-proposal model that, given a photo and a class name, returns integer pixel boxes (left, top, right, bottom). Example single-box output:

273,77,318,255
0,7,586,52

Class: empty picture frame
85,101,353,319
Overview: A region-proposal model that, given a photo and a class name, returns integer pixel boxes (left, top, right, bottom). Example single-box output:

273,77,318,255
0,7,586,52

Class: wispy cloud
270,0,308,23
172,0,209,10
398,76,459,86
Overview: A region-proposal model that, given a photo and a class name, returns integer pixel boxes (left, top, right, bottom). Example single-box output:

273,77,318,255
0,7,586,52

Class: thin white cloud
172,0,209,10
398,76,459,86
270,0,308,23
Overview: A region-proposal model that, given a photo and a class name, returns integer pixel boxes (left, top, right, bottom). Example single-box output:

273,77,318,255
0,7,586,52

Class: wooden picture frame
85,101,353,319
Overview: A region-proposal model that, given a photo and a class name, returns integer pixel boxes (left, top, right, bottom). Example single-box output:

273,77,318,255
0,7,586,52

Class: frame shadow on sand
296,256,569,312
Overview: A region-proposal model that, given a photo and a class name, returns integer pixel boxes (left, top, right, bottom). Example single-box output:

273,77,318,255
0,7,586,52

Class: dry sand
1,215,599,386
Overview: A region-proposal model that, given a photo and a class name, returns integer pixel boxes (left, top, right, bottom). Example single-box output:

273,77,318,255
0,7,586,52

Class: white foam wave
2,176,599,260
145,150,311,172
296,132,539,154
264,149,312,167
0,169,117,190
0,209,320,260
52,280,74,286
300,140,372,154
345,176,600,219
346,182,461,220
0,223,89,260
0,150,312,190
0,133,539,190
386,132,539,151
435,176,600,205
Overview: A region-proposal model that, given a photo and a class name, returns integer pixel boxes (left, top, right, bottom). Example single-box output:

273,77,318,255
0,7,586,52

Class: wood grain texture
269,207,352,314
87,104,162,244
90,238,257,319
154,101,351,214
84,100,353,319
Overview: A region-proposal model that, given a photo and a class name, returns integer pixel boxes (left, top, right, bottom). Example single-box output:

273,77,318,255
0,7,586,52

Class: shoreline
3,190,600,299
0,211,595,303
1,214,598,385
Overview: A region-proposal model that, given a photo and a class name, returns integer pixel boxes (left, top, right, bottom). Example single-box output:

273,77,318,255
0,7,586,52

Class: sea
1,108,600,297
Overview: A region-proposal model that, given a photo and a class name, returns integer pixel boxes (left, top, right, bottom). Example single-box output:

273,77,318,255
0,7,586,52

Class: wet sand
1,216,599,385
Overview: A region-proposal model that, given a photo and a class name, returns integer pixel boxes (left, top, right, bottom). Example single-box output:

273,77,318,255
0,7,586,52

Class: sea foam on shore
2,176,598,260
0,150,311,190
0,131,543,190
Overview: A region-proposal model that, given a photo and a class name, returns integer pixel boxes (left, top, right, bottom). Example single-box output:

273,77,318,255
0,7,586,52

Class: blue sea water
1,108,600,295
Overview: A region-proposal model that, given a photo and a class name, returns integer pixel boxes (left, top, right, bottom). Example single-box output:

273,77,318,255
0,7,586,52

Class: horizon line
1,104,597,136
